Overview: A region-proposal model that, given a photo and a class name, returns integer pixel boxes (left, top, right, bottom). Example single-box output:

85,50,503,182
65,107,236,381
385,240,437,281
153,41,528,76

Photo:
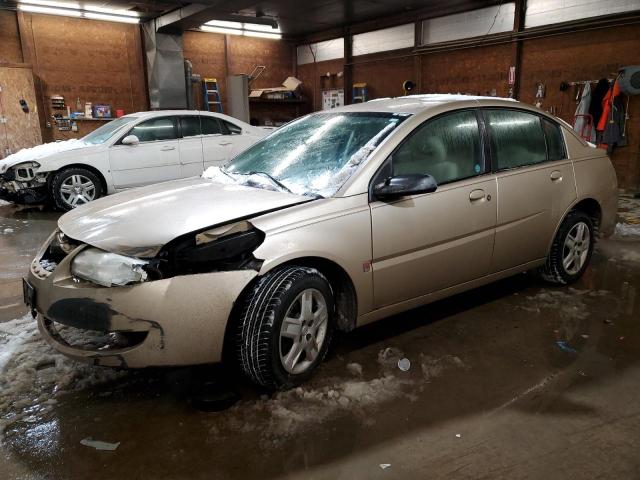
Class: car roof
329,94,519,115
124,110,223,119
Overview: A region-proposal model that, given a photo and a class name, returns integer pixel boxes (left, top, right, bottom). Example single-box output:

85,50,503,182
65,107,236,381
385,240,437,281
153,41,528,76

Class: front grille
44,317,148,352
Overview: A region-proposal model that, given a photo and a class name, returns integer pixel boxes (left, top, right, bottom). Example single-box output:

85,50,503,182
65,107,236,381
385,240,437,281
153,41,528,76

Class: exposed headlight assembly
9,162,41,181
155,221,265,277
71,248,149,287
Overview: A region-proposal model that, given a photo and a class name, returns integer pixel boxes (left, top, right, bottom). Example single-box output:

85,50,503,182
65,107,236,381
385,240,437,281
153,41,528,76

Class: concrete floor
1,196,639,480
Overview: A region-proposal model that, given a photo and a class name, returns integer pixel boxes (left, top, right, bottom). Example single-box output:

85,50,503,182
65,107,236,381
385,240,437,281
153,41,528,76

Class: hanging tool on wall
203,78,223,113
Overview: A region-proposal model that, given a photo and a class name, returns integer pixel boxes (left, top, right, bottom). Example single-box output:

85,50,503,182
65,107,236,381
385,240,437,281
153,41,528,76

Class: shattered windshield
81,116,139,145
211,112,409,197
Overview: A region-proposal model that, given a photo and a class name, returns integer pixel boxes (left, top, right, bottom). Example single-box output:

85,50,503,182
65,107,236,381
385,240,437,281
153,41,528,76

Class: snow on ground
210,372,414,445
616,195,640,238
0,200,10,207
210,350,466,446
0,315,125,436
420,354,466,382
615,222,640,238
521,288,611,341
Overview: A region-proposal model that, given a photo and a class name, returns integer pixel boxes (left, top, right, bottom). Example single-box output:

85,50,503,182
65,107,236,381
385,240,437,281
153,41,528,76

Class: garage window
392,110,483,185
485,109,547,170
180,116,201,137
129,117,177,143
201,117,222,135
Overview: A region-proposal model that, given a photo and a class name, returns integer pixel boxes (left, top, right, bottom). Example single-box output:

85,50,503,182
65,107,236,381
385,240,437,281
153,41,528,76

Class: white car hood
0,139,93,173
58,177,310,257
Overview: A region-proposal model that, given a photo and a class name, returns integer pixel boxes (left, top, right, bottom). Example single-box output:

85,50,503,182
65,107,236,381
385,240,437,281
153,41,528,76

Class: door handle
218,142,232,146
550,170,562,181
160,146,176,151
469,189,485,201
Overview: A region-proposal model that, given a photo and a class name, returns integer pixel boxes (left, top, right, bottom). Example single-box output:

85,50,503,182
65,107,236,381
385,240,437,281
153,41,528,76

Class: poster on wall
322,89,344,110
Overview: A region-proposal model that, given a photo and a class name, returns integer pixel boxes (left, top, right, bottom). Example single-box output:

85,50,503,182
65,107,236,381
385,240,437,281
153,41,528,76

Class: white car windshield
81,116,140,145
216,112,409,198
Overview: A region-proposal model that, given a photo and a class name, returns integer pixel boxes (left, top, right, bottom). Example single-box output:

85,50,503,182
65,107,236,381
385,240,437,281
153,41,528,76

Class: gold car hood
58,177,310,258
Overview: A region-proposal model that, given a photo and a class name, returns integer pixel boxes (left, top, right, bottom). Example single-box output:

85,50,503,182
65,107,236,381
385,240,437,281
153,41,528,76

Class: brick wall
183,31,297,125
0,10,22,64
300,25,640,190
519,26,640,189
0,11,147,143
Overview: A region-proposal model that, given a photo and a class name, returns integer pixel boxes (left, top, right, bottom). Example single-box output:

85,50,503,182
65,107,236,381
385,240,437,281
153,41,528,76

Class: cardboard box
250,76,302,98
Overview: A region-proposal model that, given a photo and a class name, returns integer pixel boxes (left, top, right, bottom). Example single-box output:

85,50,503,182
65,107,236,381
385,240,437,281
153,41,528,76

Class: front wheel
236,266,334,390
52,168,103,211
539,210,595,285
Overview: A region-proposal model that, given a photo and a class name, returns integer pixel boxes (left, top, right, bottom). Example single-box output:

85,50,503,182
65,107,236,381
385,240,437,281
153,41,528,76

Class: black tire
539,210,595,285
51,167,103,211
236,266,334,390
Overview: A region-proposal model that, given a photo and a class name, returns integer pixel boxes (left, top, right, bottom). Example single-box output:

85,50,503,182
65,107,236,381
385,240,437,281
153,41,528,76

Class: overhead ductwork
143,20,188,109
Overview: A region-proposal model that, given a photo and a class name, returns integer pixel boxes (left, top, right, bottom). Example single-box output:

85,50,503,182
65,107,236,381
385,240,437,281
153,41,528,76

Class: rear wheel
52,168,103,211
539,210,595,284
236,266,334,390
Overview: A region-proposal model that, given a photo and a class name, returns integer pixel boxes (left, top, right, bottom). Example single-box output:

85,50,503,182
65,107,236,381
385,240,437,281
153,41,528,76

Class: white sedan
0,111,271,210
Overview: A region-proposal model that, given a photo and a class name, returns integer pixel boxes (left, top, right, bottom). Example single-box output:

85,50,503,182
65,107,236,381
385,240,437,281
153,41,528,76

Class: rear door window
220,120,243,135
201,116,222,135
180,116,201,137
542,118,567,161
485,109,547,170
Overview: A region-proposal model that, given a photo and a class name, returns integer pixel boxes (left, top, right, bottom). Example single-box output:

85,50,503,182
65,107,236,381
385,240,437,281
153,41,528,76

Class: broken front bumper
0,180,48,204
29,233,257,368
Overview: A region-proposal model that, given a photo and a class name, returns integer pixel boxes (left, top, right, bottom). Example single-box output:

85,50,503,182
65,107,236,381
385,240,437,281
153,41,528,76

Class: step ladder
203,78,223,113
352,82,369,104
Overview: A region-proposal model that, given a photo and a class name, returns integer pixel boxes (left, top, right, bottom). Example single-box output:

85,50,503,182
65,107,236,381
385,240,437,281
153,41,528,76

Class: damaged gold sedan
25,95,618,389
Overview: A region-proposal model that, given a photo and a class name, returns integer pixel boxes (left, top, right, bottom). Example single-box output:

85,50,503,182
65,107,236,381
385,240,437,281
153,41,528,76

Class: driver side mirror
121,135,139,146
373,174,438,200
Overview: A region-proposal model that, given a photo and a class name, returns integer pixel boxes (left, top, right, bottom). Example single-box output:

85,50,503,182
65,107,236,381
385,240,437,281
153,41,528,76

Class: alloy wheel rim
562,222,590,275
279,288,328,375
60,174,96,207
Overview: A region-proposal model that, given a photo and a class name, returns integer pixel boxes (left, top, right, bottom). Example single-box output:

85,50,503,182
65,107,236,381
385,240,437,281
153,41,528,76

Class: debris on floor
0,314,126,435
419,354,465,381
346,362,363,376
379,464,391,470
556,341,577,354
397,358,411,371
377,347,404,367
80,438,121,451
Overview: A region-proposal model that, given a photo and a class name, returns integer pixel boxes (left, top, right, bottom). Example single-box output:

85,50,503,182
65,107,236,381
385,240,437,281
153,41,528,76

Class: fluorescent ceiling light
244,23,280,32
201,18,281,39
81,6,140,17
200,26,241,35
200,26,281,39
18,4,82,16
84,12,139,23
243,30,282,39
205,20,243,29
18,0,140,23
20,0,80,8
19,0,140,18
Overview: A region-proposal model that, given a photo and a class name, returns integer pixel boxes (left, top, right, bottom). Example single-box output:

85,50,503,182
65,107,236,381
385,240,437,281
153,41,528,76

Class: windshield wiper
218,166,236,181
244,171,294,194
